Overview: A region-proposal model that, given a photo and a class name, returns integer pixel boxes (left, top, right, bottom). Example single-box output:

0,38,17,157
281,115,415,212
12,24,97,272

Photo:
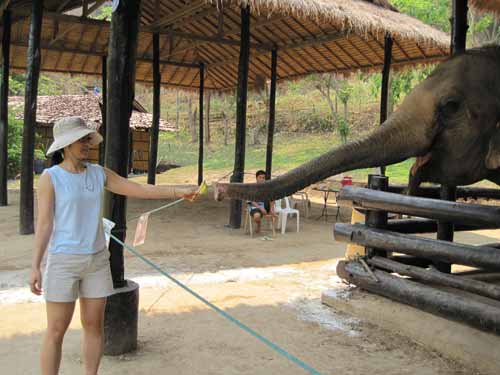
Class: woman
29,116,197,375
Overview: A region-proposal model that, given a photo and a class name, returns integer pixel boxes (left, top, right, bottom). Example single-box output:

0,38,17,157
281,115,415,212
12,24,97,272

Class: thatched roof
470,0,500,15
8,94,176,132
3,0,450,90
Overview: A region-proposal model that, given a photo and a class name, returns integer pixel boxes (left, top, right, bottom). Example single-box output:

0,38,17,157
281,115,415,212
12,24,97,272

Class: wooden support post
198,63,204,186
205,90,211,144
365,175,388,257
435,1,468,272
20,0,43,234
148,32,160,185
379,35,392,176
265,48,277,180
229,5,250,228
368,256,500,301
334,223,500,270
104,0,141,289
0,8,11,206
337,260,500,334
99,55,107,166
128,131,133,173
451,0,468,55
82,0,88,17
436,186,456,273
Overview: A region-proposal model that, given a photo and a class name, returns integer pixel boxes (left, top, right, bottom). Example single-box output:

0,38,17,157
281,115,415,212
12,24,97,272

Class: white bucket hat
46,116,103,156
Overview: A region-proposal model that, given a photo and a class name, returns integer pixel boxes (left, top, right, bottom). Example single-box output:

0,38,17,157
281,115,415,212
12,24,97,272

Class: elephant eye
440,98,461,117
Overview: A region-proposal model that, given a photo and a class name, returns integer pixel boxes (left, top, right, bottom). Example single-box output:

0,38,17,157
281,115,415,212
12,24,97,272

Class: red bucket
341,176,352,187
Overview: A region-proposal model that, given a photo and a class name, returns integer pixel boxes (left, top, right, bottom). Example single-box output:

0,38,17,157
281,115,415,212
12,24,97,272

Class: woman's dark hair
51,150,64,166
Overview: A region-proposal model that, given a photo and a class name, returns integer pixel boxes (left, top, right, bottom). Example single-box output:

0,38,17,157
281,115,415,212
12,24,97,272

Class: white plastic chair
275,197,300,234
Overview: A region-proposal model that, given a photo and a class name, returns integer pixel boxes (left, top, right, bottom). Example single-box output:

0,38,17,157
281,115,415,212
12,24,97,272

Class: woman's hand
177,185,200,201
30,267,43,295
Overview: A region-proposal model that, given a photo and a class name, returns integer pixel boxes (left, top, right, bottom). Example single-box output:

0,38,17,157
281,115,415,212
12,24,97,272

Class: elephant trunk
217,110,433,202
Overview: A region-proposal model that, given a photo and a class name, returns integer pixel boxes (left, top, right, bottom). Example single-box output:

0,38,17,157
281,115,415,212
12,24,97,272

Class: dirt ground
1,189,499,375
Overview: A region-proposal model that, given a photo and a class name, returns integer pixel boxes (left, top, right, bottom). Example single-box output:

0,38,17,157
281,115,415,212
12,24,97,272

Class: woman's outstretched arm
104,167,198,199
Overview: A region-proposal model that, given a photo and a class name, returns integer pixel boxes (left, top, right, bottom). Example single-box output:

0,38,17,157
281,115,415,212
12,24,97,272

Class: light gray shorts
43,250,114,302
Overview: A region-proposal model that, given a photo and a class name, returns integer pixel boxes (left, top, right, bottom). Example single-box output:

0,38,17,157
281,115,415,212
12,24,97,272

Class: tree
92,5,113,20
337,80,353,119
391,0,450,32
469,9,500,47
308,73,338,118
219,94,235,146
5,73,62,96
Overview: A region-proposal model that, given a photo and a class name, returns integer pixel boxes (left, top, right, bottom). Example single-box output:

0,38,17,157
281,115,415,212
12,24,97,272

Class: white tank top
45,163,107,254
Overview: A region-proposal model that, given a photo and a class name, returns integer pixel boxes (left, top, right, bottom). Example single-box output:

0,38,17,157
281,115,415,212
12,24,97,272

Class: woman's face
66,135,92,160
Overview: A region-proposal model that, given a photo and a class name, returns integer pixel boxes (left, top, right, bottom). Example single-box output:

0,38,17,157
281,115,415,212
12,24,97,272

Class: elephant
215,46,500,202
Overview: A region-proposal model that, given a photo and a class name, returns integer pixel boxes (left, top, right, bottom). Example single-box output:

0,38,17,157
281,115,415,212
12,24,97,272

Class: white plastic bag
102,218,116,248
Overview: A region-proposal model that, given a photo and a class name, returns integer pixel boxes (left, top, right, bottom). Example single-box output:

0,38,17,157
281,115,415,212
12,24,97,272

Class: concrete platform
322,288,500,375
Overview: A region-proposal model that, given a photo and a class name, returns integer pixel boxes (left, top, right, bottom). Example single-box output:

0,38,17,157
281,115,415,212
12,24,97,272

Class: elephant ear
486,123,500,169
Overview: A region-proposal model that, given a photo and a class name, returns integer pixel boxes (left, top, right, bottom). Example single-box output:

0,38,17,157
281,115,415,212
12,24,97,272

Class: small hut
9,94,176,172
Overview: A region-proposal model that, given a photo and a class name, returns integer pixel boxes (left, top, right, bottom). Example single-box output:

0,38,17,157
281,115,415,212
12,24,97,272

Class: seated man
248,170,275,234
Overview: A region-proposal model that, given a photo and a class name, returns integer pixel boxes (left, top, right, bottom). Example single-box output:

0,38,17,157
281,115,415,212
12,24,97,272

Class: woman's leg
41,301,76,375
80,297,107,375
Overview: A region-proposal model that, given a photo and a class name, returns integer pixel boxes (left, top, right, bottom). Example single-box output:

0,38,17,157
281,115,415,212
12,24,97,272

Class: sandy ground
1,189,499,375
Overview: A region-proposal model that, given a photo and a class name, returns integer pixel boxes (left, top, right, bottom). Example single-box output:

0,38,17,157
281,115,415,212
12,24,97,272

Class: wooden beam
20,0,43,235
56,0,73,13
164,30,267,51
207,29,345,70
152,0,207,30
148,33,160,185
385,218,497,234
14,9,270,51
279,19,335,71
392,37,411,60
0,8,10,206
337,186,500,227
66,23,87,70
229,5,250,229
10,39,200,68
337,260,500,335
85,23,103,71
168,14,286,58
287,19,341,70
334,224,500,271
368,256,500,301
49,23,81,46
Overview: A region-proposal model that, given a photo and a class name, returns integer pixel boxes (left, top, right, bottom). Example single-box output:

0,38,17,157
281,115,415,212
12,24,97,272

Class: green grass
158,131,414,184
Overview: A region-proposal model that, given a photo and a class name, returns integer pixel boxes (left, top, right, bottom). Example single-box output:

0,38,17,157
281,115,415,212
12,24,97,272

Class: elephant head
215,46,500,202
